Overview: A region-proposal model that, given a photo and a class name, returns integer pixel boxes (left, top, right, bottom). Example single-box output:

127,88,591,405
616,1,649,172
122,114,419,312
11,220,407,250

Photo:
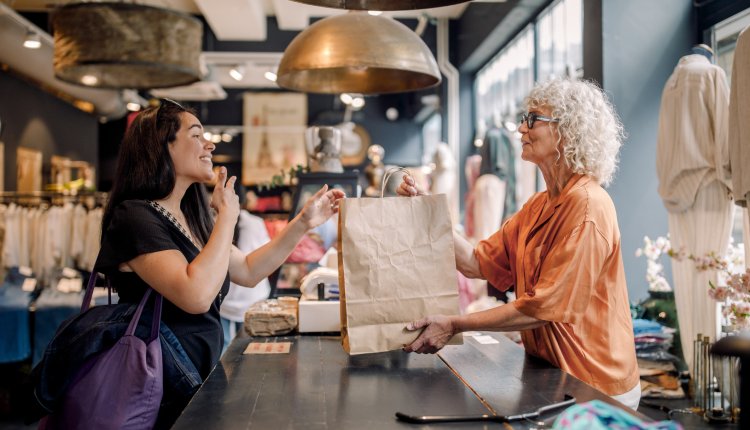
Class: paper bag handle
381,166,412,198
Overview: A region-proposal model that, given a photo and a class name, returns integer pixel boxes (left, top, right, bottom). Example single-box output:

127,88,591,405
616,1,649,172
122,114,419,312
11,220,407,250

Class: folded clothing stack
633,318,685,399
244,299,297,336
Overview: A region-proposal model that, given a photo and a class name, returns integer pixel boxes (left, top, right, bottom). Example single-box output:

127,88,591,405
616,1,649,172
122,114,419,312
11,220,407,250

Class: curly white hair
525,78,625,187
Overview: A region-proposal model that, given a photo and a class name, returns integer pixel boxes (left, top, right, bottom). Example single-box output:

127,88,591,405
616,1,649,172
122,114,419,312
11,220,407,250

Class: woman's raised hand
210,166,240,220
396,174,426,197
299,185,346,230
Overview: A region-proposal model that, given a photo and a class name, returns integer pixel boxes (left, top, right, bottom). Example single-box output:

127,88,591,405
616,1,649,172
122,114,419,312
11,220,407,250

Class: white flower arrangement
636,235,750,329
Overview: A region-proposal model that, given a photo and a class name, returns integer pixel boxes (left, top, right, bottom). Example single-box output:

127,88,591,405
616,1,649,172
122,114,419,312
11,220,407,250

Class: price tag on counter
243,342,292,355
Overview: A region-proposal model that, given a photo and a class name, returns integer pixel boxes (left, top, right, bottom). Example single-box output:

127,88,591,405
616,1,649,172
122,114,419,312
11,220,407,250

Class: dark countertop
172,333,662,429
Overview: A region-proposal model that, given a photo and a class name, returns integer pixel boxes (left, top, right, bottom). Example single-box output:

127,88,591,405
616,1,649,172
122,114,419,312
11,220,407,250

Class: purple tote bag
39,274,164,430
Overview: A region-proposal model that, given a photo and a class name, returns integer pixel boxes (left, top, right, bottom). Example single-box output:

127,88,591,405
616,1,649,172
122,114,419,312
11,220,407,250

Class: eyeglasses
521,112,559,129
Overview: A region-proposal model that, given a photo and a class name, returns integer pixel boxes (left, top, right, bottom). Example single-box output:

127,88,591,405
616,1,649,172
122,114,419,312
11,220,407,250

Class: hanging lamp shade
51,2,202,89
290,0,469,10
277,12,441,94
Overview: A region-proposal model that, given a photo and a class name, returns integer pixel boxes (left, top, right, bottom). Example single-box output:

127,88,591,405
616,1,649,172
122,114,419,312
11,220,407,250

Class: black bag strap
81,271,163,343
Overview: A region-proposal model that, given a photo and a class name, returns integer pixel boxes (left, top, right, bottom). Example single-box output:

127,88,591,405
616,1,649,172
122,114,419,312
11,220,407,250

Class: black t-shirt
94,200,230,379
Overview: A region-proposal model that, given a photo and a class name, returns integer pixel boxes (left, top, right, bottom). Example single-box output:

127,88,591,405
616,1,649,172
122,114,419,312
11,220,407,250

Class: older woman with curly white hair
398,78,640,410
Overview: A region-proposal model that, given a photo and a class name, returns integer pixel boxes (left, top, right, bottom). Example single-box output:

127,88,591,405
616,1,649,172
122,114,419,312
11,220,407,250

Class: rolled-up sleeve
474,217,517,291
513,220,610,324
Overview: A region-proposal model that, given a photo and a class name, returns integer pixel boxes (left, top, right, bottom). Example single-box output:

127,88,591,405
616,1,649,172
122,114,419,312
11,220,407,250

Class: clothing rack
0,191,108,208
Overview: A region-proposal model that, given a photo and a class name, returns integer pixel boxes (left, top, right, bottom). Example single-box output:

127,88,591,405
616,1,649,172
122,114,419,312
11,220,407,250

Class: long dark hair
102,100,214,246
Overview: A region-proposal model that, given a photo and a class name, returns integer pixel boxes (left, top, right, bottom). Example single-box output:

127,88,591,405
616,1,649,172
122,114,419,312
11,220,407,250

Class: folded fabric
641,373,680,390
553,399,682,429
635,333,674,341
641,380,686,399
638,358,677,372
633,318,672,336
636,350,681,363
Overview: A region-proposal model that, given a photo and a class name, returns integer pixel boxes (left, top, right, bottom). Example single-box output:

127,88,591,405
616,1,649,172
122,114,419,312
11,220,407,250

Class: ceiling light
203,131,212,141
340,93,353,104
211,133,222,144
80,75,99,86
351,96,365,109
290,1,468,10
51,2,202,89
277,12,440,94
23,30,41,49
264,71,277,82
386,107,399,121
229,65,245,81
126,102,141,112
221,133,233,143
368,11,382,16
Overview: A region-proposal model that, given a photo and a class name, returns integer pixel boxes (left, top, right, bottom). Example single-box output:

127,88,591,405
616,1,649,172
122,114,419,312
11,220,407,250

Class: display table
172,333,653,429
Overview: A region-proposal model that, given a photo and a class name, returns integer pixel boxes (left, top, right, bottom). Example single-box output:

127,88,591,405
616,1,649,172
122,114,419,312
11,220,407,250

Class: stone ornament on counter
244,299,298,336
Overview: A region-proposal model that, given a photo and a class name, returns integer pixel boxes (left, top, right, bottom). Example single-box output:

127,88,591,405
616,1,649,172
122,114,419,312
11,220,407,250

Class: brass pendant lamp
290,0,469,10
51,2,202,89
276,12,441,94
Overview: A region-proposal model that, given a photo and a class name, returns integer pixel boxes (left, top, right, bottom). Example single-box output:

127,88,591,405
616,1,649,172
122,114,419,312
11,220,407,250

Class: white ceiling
1,0,505,108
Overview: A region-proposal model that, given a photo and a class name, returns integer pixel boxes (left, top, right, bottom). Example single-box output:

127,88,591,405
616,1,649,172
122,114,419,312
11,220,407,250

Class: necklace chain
147,200,200,249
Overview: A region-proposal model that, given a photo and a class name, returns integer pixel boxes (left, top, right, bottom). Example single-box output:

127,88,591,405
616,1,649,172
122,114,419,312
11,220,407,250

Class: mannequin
463,154,482,239
478,112,517,222
430,143,458,224
656,45,732,372
691,43,715,62
364,145,385,197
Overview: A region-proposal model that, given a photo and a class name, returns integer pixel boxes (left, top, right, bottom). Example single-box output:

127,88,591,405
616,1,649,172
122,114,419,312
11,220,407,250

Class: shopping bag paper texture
338,194,462,354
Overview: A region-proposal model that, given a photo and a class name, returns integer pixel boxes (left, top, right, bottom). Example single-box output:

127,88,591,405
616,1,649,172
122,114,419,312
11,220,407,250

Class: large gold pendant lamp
290,0,469,10
276,12,441,94
51,2,202,89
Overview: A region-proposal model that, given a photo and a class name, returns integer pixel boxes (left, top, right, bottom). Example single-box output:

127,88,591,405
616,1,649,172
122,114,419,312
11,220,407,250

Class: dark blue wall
600,0,694,302
0,71,98,190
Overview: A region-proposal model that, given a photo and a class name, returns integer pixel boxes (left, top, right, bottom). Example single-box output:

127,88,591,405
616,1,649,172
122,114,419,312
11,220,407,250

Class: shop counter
173,333,640,429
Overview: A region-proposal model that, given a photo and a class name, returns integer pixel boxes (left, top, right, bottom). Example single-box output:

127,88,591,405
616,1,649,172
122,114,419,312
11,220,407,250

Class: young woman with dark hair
96,99,344,426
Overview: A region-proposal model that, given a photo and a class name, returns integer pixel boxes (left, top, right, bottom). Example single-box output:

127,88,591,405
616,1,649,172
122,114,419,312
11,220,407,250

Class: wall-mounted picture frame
16,147,42,192
242,92,307,185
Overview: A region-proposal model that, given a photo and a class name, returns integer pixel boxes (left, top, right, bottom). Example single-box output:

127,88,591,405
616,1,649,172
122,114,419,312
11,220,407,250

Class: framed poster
17,147,42,192
243,92,307,185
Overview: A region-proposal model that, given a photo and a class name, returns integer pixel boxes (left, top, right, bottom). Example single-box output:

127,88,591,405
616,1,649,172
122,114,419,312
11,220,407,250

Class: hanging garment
656,54,733,372
656,54,731,213
667,181,733,373
730,27,750,206
219,211,271,324
472,174,506,243
480,127,517,219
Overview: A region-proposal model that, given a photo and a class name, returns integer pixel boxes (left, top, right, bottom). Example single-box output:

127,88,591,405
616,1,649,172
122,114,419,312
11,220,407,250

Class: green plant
257,164,307,191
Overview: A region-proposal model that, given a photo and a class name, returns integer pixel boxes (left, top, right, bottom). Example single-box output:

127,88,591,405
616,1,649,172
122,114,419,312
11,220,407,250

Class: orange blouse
475,174,639,396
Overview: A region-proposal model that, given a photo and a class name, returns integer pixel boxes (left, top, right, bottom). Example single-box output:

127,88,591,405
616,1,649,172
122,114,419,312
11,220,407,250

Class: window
475,26,535,129
536,0,583,82
711,7,750,82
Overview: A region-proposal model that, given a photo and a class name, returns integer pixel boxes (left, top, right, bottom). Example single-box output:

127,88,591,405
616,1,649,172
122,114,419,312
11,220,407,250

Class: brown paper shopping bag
338,173,462,354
